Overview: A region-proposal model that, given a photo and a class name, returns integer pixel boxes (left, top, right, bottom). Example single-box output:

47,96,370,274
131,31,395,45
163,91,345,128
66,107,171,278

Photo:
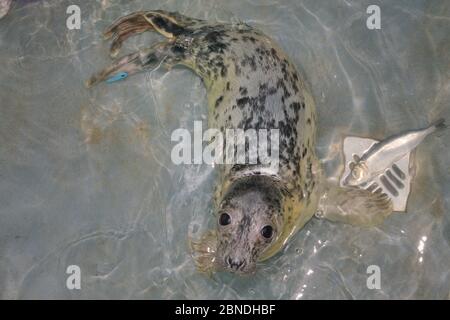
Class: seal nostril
227,257,245,270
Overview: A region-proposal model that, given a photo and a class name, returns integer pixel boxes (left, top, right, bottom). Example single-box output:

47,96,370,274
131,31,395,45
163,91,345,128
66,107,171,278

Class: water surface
1,0,450,299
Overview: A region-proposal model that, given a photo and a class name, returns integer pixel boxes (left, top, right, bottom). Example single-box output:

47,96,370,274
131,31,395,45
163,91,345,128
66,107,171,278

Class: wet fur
176,21,320,272
89,11,321,274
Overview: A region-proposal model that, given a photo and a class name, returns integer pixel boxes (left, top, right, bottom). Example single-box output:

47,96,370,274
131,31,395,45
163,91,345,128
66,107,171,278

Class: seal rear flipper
317,184,393,227
103,10,202,57
86,41,184,87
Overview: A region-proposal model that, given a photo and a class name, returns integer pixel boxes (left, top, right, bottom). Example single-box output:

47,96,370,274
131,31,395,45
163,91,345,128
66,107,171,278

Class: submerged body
344,119,446,186
88,10,392,275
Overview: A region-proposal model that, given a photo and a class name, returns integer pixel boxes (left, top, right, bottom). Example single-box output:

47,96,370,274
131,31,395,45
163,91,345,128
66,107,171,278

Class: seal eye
219,213,231,226
261,225,273,239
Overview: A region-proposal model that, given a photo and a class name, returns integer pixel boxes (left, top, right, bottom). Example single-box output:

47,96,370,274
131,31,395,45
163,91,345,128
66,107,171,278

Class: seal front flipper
189,230,218,275
317,183,393,227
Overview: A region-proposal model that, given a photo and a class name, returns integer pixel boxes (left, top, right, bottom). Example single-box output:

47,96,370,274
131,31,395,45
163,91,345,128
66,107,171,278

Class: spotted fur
88,11,322,274
173,20,321,272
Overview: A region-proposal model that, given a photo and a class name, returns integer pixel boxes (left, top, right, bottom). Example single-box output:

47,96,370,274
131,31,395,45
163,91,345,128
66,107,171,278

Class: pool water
1,0,449,299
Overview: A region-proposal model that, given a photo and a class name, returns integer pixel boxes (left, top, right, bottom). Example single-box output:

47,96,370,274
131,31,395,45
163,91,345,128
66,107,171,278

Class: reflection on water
1,0,450,299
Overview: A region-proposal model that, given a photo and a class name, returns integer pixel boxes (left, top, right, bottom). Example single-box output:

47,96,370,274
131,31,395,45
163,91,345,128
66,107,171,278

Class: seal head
215,176,283,274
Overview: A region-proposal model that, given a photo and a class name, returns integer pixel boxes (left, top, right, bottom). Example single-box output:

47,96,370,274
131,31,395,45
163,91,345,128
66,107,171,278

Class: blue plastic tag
106,71,128,83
